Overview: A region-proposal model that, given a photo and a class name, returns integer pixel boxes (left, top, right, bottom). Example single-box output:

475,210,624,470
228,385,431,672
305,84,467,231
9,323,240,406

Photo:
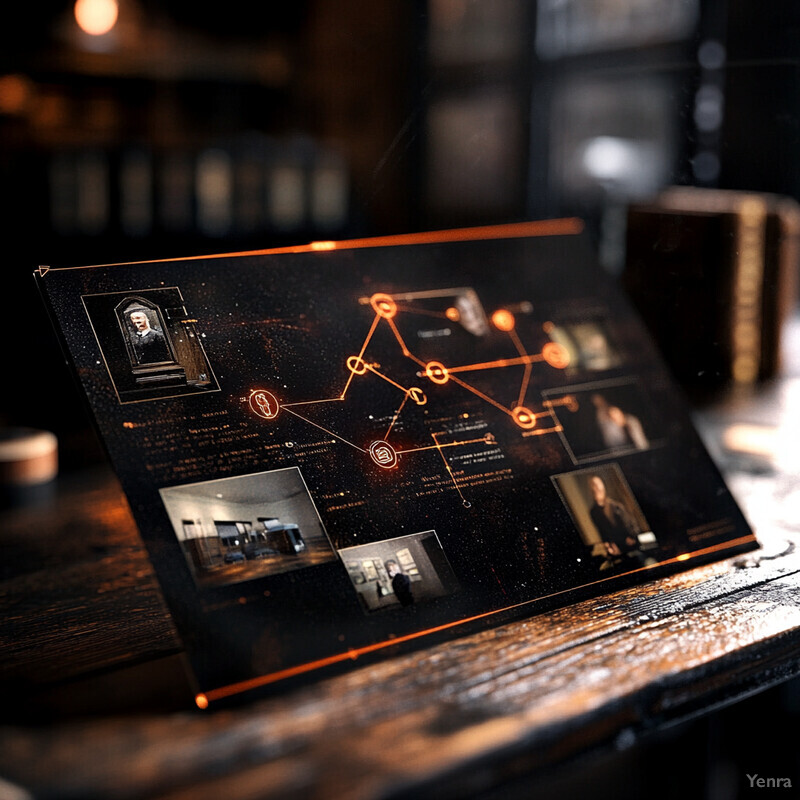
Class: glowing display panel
35,222,757,706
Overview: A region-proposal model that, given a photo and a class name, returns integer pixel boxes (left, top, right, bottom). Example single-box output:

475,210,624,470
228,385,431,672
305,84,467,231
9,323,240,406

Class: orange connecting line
249,291,571,503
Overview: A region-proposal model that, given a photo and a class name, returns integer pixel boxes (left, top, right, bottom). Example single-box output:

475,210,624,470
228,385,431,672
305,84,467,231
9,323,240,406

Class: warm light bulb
74,0,119,36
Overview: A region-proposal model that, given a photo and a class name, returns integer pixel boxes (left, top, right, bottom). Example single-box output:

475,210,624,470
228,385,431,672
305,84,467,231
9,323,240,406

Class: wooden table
1,377,799,800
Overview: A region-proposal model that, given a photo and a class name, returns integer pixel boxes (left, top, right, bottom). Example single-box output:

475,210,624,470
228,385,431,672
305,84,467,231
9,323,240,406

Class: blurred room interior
4,0,798,466
2,1,799,797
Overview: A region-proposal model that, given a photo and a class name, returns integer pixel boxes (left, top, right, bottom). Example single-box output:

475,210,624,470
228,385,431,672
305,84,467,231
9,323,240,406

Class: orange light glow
425,361,450,385
248,389,280,420
197,532,756,706
445,306,460,322
310,240,337,251
511,406,537,430
74,0,119,36
491,309,515,332
195,694,209,710
408,387,427,406
346,355,368,375
0,74,32,115
369,293,397,319
541,341,570,369
368,440,398,469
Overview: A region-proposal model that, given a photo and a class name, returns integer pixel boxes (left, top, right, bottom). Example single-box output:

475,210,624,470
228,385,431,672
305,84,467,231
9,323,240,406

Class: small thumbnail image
546,318,622,373
159,467,337,589
552,463,659,573
543,378,657,463
82,287,219,403
339,531,459,613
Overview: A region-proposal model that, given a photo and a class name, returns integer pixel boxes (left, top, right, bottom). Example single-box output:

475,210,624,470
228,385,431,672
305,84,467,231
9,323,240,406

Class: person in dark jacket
385,559,414,606
129,309,170,364
588,474,641,558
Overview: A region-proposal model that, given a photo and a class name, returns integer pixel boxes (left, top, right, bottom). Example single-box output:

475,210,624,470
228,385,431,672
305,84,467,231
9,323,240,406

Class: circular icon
408,386,427,406
491,309,515,332
346,355,368,375
511,406,537,430
445,306,460,322
249,389,279,419
542,341,570,369
424,360,450,385
368,440,398,470
369,293,397,319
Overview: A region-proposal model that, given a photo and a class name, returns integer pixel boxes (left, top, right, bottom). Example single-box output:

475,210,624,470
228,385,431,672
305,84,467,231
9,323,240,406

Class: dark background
3,2,799,797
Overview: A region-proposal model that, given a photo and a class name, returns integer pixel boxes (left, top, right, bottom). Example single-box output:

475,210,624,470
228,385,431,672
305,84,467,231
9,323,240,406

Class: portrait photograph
552,463,658,572
544,378,660,463
82,287,219,403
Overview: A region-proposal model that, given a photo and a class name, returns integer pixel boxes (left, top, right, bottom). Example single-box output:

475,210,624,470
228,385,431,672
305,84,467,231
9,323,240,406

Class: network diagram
247,289,575,505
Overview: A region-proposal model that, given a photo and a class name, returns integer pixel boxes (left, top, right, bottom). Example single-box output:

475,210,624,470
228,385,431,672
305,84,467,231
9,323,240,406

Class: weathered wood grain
1,395,799,800
0,467,179,686
0,462,798,800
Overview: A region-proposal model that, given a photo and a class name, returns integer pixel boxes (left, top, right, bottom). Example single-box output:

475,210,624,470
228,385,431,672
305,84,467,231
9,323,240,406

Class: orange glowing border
195,533,757,708
41,220,755,709
37,218,584,274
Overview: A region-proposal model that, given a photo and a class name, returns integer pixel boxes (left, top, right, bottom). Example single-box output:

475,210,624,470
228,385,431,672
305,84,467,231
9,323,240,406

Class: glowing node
368,440,398,470
542,321,555,333
249,389,280,419
346,355,368,375
195,694,209,710
75,0,118,36
512,406,537,430
542,341,570,369
369,293,397,319
445,306,460,322
491,309,515,332
425,360,450,385
463,500,472,509
408,387,428,406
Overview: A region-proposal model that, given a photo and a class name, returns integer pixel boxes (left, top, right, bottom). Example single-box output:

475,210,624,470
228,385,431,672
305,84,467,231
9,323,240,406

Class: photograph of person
591,393,649,451
544,379,657,463
126,306,172,365
552,464,658,572
82,287,219,403
159,467,337,588
339,531,459,613
384,558,415,607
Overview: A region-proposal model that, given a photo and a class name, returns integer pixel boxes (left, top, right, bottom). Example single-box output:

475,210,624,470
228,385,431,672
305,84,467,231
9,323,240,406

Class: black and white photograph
82,287,219,403
159,467,336,588
339,531,459,613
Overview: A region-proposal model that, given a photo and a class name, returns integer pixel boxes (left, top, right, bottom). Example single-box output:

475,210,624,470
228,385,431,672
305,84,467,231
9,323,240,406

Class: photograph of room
339,530,459,613
159,466,335,587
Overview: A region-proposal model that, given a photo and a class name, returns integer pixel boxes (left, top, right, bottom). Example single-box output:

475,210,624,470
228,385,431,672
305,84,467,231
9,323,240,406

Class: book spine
730,196,768,384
